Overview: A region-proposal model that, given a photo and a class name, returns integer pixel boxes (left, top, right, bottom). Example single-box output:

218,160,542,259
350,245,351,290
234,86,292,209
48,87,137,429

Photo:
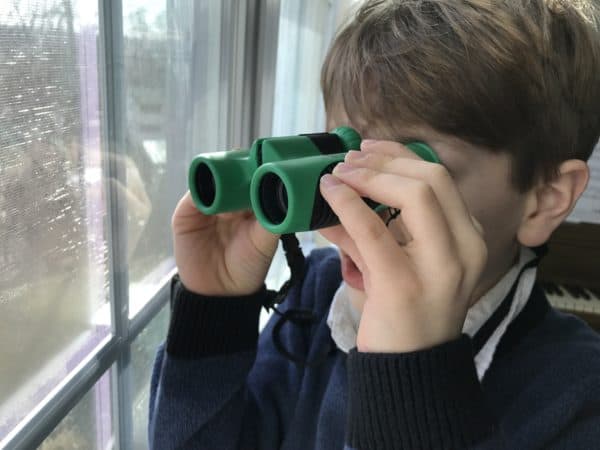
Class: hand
319,141,487,353
171,191,280,296
106,154,152,262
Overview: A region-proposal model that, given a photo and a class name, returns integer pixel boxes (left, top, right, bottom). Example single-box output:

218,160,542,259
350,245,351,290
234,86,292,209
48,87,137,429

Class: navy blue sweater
149,247,600,449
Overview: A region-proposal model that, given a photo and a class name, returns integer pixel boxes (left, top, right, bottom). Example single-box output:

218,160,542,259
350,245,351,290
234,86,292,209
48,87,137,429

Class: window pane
271,0,340,136
0,1,110,440
38,371,113,450
567,142,600,223
123,1,227,317
131,303,170,449
263,0,348,307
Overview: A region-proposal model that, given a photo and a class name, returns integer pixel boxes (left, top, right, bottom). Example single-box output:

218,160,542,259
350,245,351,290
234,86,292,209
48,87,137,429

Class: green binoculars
188,126,439,234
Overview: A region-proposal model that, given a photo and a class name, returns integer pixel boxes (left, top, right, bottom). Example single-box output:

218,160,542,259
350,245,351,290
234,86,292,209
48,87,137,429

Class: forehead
325,107,517,189
327,105,432,144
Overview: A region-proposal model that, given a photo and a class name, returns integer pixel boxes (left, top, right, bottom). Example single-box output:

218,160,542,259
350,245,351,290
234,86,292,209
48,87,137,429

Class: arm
345,335,498,450
345,335,600,450
316,142,503,449
148,277,298,450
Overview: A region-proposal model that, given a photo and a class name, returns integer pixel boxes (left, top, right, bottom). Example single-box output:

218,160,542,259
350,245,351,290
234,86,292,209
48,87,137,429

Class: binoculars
188,126,439,234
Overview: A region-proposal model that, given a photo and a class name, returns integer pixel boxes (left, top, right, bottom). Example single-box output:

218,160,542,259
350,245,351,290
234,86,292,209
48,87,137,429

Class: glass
0,1,110,441
131,303,170,449
122,0,225,317
263,0,347,309
271,0,340,137
567,141,600,224
38,372,113,450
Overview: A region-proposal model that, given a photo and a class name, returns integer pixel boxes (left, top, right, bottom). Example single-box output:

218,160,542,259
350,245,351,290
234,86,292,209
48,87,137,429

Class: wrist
346,334,495,449
356,304,465,353
166,275,265,358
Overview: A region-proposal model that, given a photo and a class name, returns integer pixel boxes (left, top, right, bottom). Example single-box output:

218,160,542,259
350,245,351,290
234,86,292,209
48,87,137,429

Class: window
263,0,358,307
0,0,259,447
0,0,110,440
38,372,113,450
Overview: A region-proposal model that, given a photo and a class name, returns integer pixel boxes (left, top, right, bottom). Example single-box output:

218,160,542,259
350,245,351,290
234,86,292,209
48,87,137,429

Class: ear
517,160,589,247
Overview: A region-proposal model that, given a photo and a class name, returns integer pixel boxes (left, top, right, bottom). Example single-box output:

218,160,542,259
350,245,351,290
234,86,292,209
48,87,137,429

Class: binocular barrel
189,126,439,234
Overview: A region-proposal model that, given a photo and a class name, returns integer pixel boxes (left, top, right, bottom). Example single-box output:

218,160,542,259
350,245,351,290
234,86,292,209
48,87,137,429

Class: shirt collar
326,246,538,380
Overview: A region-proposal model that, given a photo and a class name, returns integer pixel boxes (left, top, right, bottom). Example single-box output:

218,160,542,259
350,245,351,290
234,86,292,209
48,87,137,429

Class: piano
538,222,600,330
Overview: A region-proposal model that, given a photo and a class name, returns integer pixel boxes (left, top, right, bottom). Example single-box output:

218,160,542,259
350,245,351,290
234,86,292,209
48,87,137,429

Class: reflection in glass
38,371,113,450
122,0,172,297
0,1,110,441
122,1,224,316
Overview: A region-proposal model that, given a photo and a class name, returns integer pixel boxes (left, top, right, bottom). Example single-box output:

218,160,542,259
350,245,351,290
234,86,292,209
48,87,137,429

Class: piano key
543,283,600,314
563,284,582,299
545,282,561,296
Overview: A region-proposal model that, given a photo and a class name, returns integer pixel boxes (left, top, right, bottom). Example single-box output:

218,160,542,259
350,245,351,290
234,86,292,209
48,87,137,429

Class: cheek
456,153,521,236
474,189,523,239
459,173,526,269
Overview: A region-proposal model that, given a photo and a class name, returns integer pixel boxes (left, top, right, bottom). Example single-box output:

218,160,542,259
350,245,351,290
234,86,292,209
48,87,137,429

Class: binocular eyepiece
188,126,439,234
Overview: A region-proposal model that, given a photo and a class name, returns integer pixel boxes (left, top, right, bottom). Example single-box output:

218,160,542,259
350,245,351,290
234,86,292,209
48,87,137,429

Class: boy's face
319,112,530,309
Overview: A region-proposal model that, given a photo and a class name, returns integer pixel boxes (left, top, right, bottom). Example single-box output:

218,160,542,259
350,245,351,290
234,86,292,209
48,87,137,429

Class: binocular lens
259,173,288,225
196,163,216,207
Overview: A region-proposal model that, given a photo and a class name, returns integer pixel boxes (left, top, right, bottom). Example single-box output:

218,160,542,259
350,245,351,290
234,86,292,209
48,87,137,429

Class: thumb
248,216,280,262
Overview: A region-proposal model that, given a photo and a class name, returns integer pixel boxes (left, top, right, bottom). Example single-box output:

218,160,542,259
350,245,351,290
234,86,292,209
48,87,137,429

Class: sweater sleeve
148,275,293,450
345,334,499,449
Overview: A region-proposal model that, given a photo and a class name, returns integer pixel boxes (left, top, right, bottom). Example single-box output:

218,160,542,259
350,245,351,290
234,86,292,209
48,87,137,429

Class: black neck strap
472,246,547,355
264,234,336,367
263,234,306,310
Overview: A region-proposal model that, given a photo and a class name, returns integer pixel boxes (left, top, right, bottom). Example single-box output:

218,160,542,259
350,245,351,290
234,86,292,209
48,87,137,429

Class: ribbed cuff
346,334,495,450
166,275,265,358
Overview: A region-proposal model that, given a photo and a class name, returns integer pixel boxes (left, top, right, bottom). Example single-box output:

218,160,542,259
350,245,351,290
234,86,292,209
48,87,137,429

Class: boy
149,0,600,448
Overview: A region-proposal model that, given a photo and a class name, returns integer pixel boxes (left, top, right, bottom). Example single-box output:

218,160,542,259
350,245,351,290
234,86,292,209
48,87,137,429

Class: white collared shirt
326,246,538,380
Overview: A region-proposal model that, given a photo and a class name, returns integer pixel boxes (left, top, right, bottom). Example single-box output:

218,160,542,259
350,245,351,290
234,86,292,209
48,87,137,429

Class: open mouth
341,251,365,291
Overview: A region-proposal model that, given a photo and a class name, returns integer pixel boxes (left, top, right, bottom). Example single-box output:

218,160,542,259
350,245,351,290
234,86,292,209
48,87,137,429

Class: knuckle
445,260,464,282
473,239,488,268
445,262,467,292
410,180,436,203
428,163,452,184
360,215,388,242
353,167,372,183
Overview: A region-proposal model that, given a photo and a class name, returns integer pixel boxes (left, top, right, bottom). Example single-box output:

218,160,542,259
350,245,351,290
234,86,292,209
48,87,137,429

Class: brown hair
321,0,600,191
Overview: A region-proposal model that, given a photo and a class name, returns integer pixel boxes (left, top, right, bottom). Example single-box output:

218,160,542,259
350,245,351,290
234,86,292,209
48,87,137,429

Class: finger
248,216,280,261
344,151,482,246
176,191,201,217
319,174,411,279
172,191,217,234
360,139,423,161
380,207,412,245
329,165,457,265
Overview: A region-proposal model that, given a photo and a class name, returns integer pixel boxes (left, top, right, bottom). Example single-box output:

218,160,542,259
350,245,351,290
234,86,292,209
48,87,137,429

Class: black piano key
541,282,551,294
561,284,578,299
589,288,600,300
551,283,565,297
578,287,591,300
543,282,560,296
563,284,583,300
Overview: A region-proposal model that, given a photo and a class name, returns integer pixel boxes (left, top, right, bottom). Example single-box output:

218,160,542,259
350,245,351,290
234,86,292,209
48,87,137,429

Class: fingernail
361,139,378,148
320,174,342,188
332,163,356,174
345,150,367,162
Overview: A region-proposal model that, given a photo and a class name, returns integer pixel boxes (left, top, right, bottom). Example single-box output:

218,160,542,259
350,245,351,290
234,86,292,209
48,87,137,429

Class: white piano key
544,284,600,315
